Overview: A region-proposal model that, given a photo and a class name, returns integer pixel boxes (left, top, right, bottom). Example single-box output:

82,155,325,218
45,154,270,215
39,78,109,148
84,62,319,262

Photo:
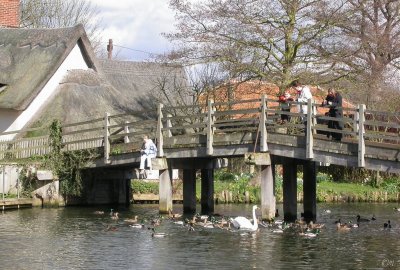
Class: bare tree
325,0,400,109
20,0,103,55
165,0,339,92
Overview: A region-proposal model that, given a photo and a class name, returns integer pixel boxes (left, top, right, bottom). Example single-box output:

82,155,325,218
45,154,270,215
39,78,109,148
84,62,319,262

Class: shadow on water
0,202,399,269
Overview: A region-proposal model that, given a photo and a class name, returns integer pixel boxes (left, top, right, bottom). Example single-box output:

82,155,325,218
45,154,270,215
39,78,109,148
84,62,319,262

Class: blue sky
87,0,176,61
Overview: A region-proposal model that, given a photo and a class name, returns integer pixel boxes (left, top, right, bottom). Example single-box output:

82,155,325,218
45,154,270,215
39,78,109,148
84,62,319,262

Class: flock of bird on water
95,205,399,238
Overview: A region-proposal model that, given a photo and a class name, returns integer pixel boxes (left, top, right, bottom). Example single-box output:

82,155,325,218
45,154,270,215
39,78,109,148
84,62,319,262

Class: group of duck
96,205,398,237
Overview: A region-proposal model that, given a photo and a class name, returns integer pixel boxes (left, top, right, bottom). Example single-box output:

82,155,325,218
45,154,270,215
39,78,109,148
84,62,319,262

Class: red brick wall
0,0,19,28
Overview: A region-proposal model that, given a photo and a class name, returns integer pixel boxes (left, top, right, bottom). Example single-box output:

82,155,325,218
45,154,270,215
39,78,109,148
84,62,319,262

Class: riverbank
131,176,400,204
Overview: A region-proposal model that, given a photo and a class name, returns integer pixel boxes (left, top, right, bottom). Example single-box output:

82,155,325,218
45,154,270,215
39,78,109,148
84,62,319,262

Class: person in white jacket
139,135,157,173
293,80,313,122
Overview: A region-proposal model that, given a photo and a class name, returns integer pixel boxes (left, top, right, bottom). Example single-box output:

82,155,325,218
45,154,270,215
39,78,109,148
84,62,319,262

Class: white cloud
86,0,176,60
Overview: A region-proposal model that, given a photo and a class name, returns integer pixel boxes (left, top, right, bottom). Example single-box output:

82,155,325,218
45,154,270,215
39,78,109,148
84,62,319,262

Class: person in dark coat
323,88,343,141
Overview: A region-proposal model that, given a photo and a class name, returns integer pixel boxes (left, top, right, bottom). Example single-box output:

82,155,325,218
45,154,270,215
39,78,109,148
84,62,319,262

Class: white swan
230,205,259,231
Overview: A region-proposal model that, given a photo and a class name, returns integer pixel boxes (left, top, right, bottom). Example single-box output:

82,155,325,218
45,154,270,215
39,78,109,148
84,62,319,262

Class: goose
384,220,391,229
124,215,138,224
347,221,359,228
93,210,105,215
393,207,400,212
230,205,259,231
371,215,376,221
357,215,370,222
323,209,331,214
109,209,114,216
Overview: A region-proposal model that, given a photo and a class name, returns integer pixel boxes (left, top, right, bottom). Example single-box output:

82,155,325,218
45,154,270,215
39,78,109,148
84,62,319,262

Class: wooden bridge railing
1,96,399,168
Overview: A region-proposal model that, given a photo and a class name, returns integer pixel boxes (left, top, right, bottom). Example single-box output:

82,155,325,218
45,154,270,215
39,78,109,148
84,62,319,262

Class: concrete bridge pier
159,167,173,214
303,160,317,222
201,166,214,215
183,169,197,214
283,158,297,222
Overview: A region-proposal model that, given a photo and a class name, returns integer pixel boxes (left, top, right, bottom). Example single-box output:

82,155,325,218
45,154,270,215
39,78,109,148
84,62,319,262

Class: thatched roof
0,24,97,110
98,59,189,110
32,69,130,126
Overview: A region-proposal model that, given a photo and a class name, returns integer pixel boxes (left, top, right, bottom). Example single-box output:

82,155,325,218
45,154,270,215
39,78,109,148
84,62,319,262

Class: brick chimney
0,0,20,28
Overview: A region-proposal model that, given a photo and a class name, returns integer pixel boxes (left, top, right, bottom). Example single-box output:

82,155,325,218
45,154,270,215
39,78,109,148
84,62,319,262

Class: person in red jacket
278,90,293,123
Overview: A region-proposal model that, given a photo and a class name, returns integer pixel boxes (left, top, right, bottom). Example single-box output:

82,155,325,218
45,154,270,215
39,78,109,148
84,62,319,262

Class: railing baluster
207,99,214,156
104,112,111,164
157,104,164,157
260,94,268,152
306,99,314,159
358,104,366,167
124,121,130,143
166,114,173,138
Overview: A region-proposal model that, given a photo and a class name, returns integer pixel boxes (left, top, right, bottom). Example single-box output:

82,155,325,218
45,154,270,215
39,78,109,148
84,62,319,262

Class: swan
230,205,259,231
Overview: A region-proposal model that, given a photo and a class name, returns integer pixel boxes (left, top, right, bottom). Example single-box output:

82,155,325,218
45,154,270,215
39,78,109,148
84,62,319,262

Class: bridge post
183,169,197,214
261,164,275,221
124,121,130,143
283,158,297,222
306,99,314,159
206,99,214,156
104,112,110,164
260,94,268,152
303,160,317,222
159,167,173,214
201,164,214,214
357,104,366,167
157,103,164,157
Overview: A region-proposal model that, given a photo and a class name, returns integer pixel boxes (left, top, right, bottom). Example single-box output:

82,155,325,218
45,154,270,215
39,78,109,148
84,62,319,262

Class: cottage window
0,83,6,93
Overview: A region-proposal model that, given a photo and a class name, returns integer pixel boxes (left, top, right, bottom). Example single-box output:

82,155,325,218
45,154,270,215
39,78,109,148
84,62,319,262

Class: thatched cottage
0,24,188,140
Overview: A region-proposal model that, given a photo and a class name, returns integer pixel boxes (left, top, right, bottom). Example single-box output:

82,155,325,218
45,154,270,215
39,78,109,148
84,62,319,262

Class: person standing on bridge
139,135,157,174
323,88,343,141
293,80,313,127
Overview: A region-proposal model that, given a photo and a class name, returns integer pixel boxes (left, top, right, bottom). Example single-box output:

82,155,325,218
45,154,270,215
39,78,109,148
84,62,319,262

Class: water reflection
0,203,399,269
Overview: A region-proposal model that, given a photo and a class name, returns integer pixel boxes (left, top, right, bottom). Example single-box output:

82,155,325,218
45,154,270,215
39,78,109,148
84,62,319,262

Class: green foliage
42,119,99,197
18,166,38,197
131,180,159,194
379,178,400,194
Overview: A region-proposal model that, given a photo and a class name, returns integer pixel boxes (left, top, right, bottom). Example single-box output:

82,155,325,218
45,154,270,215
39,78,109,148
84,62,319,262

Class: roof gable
0,24,98,111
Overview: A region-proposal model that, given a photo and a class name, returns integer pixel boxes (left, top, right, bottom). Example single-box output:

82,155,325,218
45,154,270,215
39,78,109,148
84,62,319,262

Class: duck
93,210,105,215
393,207,400,212
371,214,376,221
168,209,183,219
323,209,331,214
384,220,392,229
124,215,138,224
308,221,325,230
174,220,185,226
130,223,145,229
336,222,351,231
111,212,119,220
356,215,370,222
230,205,259,231
275,209,280,218
105,225,118,232
151,228,167,238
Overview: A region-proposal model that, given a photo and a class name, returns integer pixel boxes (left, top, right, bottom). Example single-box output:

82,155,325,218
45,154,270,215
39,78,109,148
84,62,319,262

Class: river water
0,203,399,270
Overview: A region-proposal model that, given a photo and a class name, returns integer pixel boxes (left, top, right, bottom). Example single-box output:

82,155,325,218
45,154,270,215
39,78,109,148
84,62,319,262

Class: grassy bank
131,171,400,203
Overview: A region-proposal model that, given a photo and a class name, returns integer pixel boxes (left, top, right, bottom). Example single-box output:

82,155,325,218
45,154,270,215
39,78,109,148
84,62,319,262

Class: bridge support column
260,165,275,221
159,168,173,214
201,167,214,214
283,158,297,222
183,169,197,214
303,160,317,222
